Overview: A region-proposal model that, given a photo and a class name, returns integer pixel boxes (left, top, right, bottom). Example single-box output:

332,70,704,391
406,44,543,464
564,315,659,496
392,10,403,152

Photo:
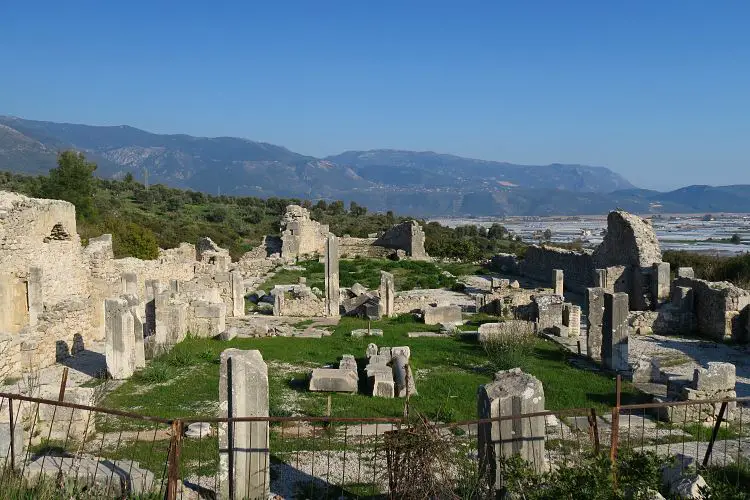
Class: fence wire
0,392,747,499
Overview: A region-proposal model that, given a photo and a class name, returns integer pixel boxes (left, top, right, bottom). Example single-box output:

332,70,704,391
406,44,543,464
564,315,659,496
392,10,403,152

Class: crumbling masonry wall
519,246,595,293
674,276,750,341
374,220,428,260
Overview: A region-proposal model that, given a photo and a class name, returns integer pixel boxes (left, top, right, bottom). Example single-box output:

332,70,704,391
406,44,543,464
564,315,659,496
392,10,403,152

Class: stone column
553,269,564,297
121,272,138,298
230,270,245,317
563,304,581,337
154,291,188,348
105,298,136,379
478,368,546,488
586,287,605,361
651,262,671,308
122,294,146,370
26,267,43,327
595,269,607,288
144,279,165,336
378,271,395,318
219,349,269,500
602,292,629,372
324,234,340,317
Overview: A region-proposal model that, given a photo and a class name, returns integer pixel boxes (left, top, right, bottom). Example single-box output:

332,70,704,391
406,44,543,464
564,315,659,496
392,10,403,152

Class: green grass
255,257,464,295
102,316,645,424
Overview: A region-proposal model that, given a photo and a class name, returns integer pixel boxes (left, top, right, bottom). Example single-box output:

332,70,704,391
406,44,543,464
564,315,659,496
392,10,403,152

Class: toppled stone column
105,298,136,379
553,269,564,297
478,368,546,486
651,262,671,307
602,292,629,372
586,287,605,361
121,272,138,297
230,270,245,317
219,349,269,500
378,271,395,318
26,267,43,327
391,354,417,397
563,304,581,337
324,234,340,317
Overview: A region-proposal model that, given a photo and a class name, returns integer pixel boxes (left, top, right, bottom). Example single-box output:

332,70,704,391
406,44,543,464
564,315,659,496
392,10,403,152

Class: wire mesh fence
0,390,747,499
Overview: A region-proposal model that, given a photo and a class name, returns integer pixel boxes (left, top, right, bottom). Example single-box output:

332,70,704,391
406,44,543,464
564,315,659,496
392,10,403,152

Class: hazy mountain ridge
0,115,748,216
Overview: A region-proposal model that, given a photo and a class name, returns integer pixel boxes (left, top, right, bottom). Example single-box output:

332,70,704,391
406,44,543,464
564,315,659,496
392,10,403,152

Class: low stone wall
339,237,392,259
674,277,750,341
519,246,596,293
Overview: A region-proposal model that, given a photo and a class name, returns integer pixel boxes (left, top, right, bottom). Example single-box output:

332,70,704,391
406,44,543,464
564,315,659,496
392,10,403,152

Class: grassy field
256,258,483,295
102,315,646,424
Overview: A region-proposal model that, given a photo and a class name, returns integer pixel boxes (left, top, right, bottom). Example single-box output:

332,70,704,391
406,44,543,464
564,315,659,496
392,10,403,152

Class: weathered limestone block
391,346,411,360
391,354,417,397
562,304,581,337
367,354,390,366
602,292,629,372
371,372,395,398
219,349,269,500
378,271,395,318
105,298,136,379
339,354,358,372
553,269,564,296
379,346,392,359
190,301,227,337
324,234,340,317
693,362,735,393
309,368,358,392
651,262,671,307
674,276,750,341
677,267,695,279
350,283,368,296
154,291,188,347
478,368,546,486
351,328,383,338
532,294,563,331
423,305,462,325
478,320,535,343
586,287,605,361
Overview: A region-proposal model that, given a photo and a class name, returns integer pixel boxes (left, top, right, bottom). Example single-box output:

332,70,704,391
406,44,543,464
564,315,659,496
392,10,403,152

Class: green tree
105,219,160,259
730,233,742,244
42,151,98,220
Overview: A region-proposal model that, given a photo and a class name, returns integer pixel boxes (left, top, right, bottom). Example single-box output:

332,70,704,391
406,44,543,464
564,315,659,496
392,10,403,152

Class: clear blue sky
2,1,749,190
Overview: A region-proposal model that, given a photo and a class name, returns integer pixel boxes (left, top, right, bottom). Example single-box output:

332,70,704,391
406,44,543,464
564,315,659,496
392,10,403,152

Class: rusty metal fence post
166,419,184,500
610,375,621,484
702,401,728,467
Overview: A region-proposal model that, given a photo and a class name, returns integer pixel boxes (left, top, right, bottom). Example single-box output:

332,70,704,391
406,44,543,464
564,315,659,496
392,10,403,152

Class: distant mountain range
1,115,748,216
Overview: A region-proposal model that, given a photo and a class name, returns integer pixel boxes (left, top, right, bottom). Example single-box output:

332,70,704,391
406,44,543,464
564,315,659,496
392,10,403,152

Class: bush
481,323,537,371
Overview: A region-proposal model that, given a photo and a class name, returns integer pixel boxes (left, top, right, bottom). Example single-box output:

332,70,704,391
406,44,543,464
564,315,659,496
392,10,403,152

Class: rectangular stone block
391,346,411,360
553,269,564,296
367,354,390,366
693,362,735,393
677,267,695,279
339,354,358,372
586,287,605,361
219,349,269,500
602,292,629,372
651,262,671,307
378,347,392,359
423,305,462,325
105,298,136,379
121,272,138,297
562,304,581,337
533,294,563,331
309,368,358,392
230,270,245,317
324,234,340,317
371,372,395,398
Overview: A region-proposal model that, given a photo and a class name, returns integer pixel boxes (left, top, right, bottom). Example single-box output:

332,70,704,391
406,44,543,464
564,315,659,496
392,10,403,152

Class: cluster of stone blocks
341,271,395,320
423,304,462,325
365,344,416,398
309,355,359,393
661,362,737,423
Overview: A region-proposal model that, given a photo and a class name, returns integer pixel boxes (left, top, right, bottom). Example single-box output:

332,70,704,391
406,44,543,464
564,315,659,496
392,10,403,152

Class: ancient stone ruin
279,204,429,261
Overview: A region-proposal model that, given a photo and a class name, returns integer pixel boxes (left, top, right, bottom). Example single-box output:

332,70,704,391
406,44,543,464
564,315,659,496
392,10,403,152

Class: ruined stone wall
339,237,392,259
519,245,596,293
274,291,326,317
592,211,662,269
674,276,750,341
374,221,429,260
0,192,90,306
107,244,197,297
280,205,329,259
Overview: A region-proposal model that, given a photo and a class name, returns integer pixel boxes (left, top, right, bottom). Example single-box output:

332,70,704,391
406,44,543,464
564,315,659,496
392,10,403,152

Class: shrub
481,323,537,371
